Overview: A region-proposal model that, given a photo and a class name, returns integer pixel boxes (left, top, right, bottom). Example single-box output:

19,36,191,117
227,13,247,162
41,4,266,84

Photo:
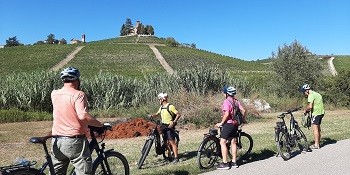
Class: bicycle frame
0,126,114,175
88,126,115,174
275,107,309,161
138,117,180,169
275,107,301,144
202,127,244,158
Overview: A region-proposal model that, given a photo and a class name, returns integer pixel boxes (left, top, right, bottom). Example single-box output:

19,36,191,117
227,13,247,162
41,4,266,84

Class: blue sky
0,0,349,61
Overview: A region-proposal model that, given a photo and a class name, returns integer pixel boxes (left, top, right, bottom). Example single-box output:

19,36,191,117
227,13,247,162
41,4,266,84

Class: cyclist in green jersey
300,84,325,149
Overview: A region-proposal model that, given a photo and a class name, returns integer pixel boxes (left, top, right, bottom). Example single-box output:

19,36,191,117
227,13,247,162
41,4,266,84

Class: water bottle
14,157,30,166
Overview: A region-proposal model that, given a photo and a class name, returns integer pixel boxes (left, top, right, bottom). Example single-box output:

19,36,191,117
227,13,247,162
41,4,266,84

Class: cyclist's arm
240,106,247,122
304,102,313,113
79,113,103,127
173,112,180,123
305,94,314,113
217,110,229,127
151,107,161,118
76,92,103,127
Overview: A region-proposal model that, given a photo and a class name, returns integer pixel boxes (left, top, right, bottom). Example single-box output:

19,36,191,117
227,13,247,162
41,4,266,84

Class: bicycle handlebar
278,106,302,118
88,124,112,135
145,115,161,125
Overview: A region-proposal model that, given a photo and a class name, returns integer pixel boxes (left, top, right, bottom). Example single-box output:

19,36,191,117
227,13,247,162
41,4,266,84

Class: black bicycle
0,124,130,175
137,116,180,169
274,107,309,161
196,126,253,169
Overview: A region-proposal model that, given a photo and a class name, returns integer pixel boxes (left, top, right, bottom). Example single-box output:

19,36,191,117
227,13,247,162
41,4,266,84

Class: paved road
200,139,350,175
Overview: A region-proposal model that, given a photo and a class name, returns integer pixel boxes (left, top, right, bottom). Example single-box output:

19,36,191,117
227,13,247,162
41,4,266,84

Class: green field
0,110,349,174
0,44,77,76
333,55,350,73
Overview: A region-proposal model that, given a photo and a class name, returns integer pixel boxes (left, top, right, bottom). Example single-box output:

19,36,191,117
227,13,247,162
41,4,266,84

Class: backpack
160,104,177,121
301,112,311,129
229,99,244,126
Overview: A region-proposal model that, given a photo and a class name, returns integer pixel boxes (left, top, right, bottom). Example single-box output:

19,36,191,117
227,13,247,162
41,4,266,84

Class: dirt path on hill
49,46,85,71
327,56,338,76
146,43,175,75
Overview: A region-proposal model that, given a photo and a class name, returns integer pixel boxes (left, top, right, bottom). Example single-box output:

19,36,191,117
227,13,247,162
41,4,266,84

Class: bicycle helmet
60,67,80,81
223,86,236,96
299,84,311,93
158,92,168,101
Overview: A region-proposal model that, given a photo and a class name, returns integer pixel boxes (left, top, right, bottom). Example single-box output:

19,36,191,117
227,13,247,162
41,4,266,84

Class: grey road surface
200,139,350,175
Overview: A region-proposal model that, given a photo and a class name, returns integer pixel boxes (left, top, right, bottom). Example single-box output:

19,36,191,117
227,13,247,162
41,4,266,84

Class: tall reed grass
0,66,252,122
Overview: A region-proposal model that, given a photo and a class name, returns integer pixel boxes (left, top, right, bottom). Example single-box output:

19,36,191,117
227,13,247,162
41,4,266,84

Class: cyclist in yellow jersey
150,93,181,163
300,84,325,149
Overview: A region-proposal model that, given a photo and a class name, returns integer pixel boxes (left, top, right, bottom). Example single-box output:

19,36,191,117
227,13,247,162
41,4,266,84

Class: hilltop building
71,34,86,44
129,21,140,36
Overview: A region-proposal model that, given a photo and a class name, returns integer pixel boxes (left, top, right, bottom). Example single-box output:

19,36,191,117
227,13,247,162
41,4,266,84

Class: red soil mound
105,118,156,139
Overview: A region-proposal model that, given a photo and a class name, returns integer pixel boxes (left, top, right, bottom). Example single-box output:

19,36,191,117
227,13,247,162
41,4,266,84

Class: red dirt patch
105,118,156,139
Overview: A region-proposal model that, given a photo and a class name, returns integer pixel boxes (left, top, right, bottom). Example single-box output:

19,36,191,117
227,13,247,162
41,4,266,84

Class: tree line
4,34,68,47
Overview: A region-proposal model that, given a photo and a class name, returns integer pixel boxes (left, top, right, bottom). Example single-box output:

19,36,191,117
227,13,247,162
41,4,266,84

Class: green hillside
0,44,77,75
0,36,270,78
68,43,166,78
334,55,350,73
1,35,350,123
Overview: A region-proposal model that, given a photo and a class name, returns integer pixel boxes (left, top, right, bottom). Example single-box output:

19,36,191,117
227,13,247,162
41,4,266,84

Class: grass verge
0,110,349,174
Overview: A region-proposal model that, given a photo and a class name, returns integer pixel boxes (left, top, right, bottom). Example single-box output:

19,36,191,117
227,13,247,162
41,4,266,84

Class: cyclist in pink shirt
51,67,103,175
216,86,246,170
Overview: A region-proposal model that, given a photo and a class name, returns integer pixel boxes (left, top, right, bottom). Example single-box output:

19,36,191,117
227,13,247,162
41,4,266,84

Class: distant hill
1,36,349,78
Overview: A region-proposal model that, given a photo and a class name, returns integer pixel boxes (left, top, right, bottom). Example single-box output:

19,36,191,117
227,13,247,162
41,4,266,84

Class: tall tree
46,34,55,44
120,24,127,36
5,36,22,47
145,25,154,35
124,18,133,34
59,38,67,44
271,40,324,97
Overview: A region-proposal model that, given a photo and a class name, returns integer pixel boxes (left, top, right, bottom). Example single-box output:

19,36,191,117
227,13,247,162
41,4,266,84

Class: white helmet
60,67,80,81
158,93,168,101
300,84,311,93
223,86,236,96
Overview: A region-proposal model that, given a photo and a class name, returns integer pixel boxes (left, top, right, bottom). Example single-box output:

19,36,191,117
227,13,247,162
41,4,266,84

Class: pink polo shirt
51,86,90,136
222,97,243,125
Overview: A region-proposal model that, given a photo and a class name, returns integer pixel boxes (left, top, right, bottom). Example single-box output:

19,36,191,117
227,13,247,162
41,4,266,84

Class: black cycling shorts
312,114,324,125
220,123,238,140
161,124,176,141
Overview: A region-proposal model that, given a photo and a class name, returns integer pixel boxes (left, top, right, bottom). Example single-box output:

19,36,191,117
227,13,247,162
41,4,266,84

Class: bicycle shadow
238,149,276,165
178,150,198,161
139,151,197,170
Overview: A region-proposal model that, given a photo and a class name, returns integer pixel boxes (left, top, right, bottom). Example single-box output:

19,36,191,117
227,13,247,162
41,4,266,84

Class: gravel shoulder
200,139,350,175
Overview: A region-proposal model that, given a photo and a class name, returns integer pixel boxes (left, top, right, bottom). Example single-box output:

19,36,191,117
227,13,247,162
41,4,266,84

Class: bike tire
237,132,253,161
294,127,309,152
196,136,220,170
162,132,179,161
137,139,153,169
276,131,291,160
4,168,43,175
92,151,130,175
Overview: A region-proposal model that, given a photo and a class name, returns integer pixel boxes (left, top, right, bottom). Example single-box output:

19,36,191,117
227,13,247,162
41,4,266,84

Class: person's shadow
319,137,337,147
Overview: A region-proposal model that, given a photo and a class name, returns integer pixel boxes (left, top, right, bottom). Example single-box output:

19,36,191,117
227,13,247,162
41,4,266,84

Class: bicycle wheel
162,133,179,161
276,131,291,160
5,168,42,175
92,151,130,175
236,132,253,161
137,139,153,169
294,127,309,152
196,136,220,169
